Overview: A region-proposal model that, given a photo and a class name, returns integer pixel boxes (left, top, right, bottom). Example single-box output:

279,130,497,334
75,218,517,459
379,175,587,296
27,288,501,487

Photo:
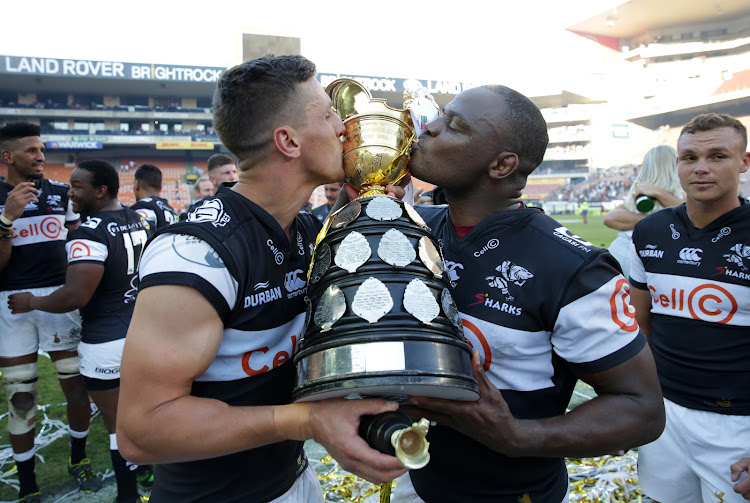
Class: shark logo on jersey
444,260,464,286
46,194,62,210
724,243,750,271
187,199,231,228
485,260,534,301
80,217,102,229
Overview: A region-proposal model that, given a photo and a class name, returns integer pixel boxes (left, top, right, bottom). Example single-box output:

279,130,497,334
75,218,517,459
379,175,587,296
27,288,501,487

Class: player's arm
603,204,643,231
8,262,104,314
630,287,652,340
634,183,683,208
0,182,39,273
406,344,664,458
628,227,653,339
117,285,406,484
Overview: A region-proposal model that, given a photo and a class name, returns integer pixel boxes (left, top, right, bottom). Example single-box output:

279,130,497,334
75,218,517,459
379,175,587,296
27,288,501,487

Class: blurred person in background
131,164,177,230
604,145,683,279
311,182,342,222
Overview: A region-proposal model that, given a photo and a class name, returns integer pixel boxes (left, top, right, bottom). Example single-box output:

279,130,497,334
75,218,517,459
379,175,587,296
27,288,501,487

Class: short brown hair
212,55,317,165
680,113,748,153
206,153,236,173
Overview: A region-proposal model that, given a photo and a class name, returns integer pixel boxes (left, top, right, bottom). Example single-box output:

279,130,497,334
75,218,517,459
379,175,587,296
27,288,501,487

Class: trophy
293,79,478,468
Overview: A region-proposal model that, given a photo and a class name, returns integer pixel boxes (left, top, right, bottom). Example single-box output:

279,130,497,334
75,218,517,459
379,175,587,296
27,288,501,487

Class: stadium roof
568,0,750,39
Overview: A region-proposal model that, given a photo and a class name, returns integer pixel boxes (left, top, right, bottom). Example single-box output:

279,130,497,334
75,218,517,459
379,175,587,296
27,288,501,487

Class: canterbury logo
679,248,702,261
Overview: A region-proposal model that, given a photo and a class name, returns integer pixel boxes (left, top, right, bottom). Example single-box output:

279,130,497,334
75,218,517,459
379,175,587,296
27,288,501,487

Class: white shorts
269,464,323,503
78,339,125,381
390,472,569,503
0,286,81,358
638,398,750,503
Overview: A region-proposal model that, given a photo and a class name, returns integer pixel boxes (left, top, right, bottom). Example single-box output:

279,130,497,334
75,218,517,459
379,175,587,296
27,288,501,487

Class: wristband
0,213,15,227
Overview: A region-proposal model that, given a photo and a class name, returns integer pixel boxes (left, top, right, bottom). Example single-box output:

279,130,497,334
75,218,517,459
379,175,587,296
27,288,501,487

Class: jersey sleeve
133,207,158,228
65,238,108,264
139,233,238,320
551,252,645,373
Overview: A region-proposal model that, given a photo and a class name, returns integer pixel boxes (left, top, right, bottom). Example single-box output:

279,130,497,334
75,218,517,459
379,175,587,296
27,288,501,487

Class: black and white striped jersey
67,207,151,343
411,204,645,503
138,186,320,503
631,199,750,415
130,196,177,230
0,178,80,291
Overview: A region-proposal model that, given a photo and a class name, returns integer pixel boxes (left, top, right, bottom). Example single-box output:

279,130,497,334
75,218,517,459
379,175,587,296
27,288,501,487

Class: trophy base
293,339,479,402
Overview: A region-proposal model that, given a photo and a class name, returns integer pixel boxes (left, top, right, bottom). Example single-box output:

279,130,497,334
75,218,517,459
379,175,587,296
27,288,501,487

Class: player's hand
731,457,750,499
3,182,39,221
8,292,34,314
308,398,408,484
402,351,523,456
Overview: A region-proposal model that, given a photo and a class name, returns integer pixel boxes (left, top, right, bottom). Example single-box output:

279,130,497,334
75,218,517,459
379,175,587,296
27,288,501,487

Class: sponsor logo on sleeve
553,226,593,252
68,240,92,258
80,217,102,229
610,279,638,332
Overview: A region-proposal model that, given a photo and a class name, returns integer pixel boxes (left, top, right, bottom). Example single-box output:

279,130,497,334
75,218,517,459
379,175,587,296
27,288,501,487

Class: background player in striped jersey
130,164,178,230
0,123,98,503
9,160,152,503
630,113,750,503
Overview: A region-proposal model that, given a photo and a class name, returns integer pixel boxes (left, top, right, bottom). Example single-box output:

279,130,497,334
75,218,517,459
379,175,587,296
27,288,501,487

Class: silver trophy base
293,339,479,402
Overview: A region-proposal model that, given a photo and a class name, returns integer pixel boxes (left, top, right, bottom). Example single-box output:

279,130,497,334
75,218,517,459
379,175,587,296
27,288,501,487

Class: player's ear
488,152,518,180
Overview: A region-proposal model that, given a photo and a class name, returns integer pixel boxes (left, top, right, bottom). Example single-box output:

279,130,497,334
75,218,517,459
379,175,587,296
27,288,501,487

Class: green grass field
547,212,618,249
0,357,113,502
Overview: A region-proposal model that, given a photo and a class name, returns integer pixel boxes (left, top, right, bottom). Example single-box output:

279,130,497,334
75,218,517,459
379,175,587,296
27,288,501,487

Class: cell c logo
40,216,62,239
69,240,91,258
459,318,492,371
687,284,737,324
609,279,638,332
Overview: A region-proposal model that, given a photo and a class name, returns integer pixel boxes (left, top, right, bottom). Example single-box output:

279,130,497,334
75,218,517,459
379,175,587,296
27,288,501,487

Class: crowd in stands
550,165,638,202
0,98,211,114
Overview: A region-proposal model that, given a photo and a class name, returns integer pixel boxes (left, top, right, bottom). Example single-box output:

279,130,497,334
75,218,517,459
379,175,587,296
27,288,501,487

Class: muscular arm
407,346,665,458
117,285,406,483
630,286,653,341
603,205,643,231
8,263,104,314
